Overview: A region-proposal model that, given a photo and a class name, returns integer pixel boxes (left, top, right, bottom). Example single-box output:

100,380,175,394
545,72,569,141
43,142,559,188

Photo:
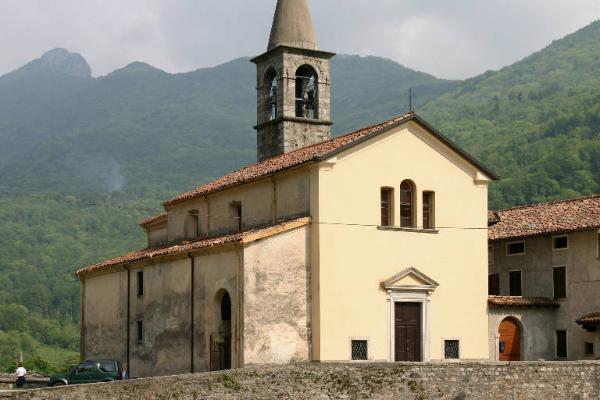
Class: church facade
77,0,498,378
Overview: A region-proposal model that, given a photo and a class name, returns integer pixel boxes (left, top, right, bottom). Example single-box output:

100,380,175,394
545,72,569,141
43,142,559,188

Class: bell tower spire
251,0,335,162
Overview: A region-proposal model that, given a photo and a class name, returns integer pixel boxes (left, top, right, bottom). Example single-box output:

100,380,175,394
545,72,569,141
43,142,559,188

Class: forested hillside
1,20,599,372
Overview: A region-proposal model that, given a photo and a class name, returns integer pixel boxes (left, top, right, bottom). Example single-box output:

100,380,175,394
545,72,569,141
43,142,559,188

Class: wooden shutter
380,188,392,226
553,267,567,299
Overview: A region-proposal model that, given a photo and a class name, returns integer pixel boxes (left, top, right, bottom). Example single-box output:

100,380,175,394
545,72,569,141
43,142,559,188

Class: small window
137,320,144,343
553,236,568,250
553,266,567,299
585,342,594,356
444,340,460,359
488,273,500,296
136,270,144,297
230,202,242,233
488,245,494,266
380,188,393,227
509,270,522,296
507,241,525,255
185,210,199,239
556,330,567,358
422,191,435,229
400,180,415,228
351,340,368,360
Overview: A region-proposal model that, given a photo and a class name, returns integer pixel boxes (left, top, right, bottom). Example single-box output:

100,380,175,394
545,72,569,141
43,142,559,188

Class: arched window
221,292,231,321
295,65,318,119
264,68,278,120
400,180,416,228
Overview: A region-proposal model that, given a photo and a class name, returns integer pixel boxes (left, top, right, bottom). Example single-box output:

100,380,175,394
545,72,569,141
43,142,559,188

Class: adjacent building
77,0,498,378
488,195,600,361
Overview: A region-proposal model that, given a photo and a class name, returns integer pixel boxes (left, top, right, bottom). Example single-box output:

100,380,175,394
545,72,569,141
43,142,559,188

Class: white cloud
0,0,599,79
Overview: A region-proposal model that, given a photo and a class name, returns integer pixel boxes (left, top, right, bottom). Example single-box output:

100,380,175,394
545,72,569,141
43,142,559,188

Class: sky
0,0,599,80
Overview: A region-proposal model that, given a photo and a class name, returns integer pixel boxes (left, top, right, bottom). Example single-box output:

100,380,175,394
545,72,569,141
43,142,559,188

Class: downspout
188,253,195,373
125,265,131,378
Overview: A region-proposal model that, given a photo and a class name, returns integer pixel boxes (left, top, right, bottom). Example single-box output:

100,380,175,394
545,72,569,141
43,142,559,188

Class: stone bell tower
251,0,335,162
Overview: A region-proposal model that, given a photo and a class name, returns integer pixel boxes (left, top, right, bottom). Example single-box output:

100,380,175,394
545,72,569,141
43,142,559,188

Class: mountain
420,20,600,207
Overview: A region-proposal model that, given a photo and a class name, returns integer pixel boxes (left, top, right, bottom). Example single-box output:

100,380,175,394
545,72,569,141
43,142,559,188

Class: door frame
387,291,430,362
496,316,524,362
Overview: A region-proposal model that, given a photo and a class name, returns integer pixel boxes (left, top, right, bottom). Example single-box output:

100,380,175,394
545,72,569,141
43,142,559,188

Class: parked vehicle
49,360,125,386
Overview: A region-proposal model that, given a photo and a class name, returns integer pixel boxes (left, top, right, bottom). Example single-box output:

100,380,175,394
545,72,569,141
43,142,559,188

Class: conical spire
268,0,318,51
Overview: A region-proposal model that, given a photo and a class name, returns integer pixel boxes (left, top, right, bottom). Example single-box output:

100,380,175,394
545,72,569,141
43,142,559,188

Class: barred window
444,340,460,359
351,340,368,360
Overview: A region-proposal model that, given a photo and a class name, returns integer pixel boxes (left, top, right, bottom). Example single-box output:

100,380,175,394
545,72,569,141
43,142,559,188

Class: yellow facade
311,120,492,361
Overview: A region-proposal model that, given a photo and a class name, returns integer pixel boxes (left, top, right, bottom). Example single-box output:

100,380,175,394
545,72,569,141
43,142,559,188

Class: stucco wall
129,258,192,378
146,225,167,248
243,226,311,364
490,230,600,360
313,121,491,362
6,363,600,400
81,271,127,365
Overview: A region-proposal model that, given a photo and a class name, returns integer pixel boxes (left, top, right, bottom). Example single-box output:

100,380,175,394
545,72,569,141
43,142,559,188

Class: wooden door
395,302,422,361
499,318,521,361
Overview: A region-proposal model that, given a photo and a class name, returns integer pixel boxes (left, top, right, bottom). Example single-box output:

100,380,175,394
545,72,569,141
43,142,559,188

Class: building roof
576,312,600,326
139,213,167,228
268,0,318,51
488,194,600,241
488,296,560,308
164,113,498,207
77,218,310,277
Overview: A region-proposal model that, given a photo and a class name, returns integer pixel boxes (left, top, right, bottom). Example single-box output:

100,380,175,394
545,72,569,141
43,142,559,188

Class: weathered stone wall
3,362,598,400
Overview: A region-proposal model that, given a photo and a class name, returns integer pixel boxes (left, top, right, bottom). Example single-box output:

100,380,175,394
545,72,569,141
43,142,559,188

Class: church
77,0,498,378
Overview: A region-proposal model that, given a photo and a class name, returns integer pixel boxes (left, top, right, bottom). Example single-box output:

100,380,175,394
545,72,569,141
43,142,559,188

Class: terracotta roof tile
488,296,560,308
488,194,600,241
77,218,309,276
576,312,600,326
139,213,167,227
164,113,413,206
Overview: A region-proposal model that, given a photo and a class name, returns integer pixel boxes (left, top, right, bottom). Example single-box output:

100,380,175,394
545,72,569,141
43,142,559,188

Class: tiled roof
488,296,560,308
576,312,600,326
488,194,600,241
139,213,167,227
77,218,310,276
164,113,497,207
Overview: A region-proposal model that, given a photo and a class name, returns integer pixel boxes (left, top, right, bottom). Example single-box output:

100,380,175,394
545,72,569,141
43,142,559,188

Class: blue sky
1,0,599,79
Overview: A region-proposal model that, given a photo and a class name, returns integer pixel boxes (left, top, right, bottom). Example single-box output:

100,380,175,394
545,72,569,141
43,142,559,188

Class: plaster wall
314,121,491,362
166,172,310,242
243,226,311,364
490,229,600,360
129,258,192,378
194,249,241,372
147,225,168,247
81,271,127,365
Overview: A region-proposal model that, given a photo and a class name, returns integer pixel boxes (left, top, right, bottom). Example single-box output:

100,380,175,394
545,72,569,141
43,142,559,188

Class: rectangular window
422,191,435,229
137,320,144,343
553,266,567,299
136,270,144,297
507,241,525,256
230,202,242,233
553,236,568,250
185,210,199,239
444,340,460,359
351,340,368,361
585,342,594,356
509,270,522,296
556,330,567,358
488,245,494,266
488,273,500,296
380,188,393,227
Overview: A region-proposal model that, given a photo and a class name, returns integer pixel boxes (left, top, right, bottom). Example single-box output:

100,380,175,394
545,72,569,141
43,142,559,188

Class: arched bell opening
295,65,318,119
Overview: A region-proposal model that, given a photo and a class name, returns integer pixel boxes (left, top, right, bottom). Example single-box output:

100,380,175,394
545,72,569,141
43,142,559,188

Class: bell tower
251,0,335,162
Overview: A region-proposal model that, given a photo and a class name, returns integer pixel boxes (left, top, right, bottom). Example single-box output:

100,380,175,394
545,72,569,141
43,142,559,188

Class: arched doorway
499,317,521,361
210,290,232,371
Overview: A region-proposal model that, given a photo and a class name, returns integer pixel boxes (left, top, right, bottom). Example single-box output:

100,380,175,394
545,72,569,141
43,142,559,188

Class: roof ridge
496,193,600,213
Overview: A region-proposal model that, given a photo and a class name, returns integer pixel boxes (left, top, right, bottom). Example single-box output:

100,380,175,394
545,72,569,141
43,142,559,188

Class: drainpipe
125,265,131,378
188,253,195,373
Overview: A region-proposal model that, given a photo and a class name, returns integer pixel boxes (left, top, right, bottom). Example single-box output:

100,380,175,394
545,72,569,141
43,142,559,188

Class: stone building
488,195,600,361
77,0,498,378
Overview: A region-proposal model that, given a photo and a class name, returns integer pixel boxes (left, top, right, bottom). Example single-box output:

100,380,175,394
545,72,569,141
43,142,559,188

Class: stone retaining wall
1,362,598,399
